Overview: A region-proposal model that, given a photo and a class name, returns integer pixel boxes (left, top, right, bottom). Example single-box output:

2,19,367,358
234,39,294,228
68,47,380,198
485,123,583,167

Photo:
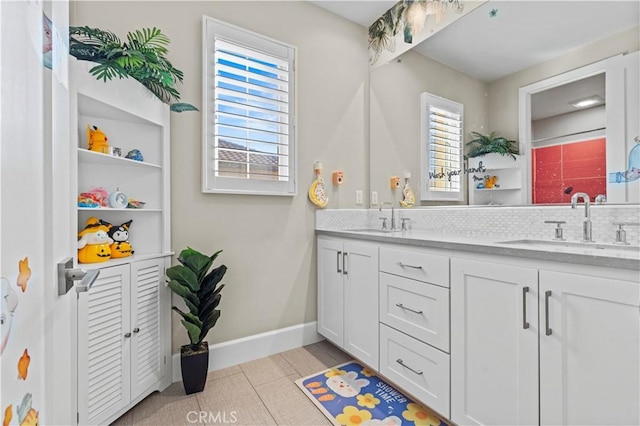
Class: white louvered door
130,258,164,399
78,264,131,426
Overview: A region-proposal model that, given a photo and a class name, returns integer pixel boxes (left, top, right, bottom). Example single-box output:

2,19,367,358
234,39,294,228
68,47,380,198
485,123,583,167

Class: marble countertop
317,228,640,271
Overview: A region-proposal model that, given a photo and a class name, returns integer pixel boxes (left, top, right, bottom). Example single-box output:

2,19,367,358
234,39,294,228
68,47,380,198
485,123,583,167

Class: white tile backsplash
316,205,640,245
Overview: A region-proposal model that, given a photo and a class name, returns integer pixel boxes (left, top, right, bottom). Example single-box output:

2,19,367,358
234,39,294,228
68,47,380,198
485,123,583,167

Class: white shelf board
77,207,161,212
78,148,161,168
474,187,521,191
80,252,174,270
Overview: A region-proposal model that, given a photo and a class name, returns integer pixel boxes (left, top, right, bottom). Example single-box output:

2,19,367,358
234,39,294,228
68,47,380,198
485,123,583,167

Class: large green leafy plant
69,26,197,112
466,131,519,160
167,248,228,352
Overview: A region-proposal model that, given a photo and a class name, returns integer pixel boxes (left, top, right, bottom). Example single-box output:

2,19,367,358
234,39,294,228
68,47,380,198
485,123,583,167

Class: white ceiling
311,1,639,82
531,73,605,121
309,1,396,27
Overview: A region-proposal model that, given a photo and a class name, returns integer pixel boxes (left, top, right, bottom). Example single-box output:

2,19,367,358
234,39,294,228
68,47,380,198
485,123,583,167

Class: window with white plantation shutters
420,92,464,201
203,17,296,195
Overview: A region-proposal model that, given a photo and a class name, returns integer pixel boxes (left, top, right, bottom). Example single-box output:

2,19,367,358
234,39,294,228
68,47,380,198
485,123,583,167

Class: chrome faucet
379,201,396,230
595,194,607,204
571,192,594,242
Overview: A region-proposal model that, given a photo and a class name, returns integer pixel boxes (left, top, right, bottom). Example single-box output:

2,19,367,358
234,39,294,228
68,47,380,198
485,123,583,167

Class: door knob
57,257,100,295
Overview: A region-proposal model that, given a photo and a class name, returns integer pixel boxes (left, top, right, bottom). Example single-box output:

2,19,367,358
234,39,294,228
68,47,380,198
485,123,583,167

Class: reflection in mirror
530,72,606,204
369,0,640,206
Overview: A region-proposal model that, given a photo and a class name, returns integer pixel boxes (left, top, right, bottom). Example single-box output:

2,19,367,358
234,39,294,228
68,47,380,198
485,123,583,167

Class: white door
77,264,131,426
539,270,640,426
451,257,539,426
1,1,75,425
317,237,344,347
130,258,164,399
343,240,379,370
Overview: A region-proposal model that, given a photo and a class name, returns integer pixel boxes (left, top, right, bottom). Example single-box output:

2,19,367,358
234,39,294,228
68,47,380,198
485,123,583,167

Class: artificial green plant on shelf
167,247,227,394
466,131,519,160
69,26,197,112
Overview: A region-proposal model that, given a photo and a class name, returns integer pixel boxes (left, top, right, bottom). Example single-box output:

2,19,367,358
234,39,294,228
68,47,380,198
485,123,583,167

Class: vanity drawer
380,324,450,418
380,246,449,287
380,272,450,352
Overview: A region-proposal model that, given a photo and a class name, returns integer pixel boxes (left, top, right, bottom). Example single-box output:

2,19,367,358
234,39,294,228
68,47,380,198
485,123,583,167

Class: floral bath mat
295,361,449,426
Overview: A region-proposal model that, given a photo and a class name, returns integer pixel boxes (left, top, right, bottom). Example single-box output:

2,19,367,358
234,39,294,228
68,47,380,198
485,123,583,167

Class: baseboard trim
172,321,323,383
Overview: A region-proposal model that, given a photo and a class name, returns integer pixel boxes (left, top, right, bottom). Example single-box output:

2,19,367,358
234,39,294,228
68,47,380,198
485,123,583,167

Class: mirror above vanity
369,0,640,206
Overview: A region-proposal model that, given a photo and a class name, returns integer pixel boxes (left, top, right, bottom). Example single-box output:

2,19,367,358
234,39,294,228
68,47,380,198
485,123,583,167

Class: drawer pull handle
522,286,530,330
545,290,552,336
396,262,423,270
395,303,423,314
396,359,423,375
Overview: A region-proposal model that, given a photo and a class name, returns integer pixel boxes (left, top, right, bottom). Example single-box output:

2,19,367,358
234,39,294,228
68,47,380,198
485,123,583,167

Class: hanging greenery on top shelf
69,26,197,113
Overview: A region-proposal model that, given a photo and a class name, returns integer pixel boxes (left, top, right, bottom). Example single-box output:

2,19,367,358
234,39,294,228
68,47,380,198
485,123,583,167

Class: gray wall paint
369,49,488,206
71,1,369,352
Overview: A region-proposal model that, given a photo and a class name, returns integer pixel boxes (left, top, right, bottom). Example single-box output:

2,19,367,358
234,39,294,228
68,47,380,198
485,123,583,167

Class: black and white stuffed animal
108,220,134,258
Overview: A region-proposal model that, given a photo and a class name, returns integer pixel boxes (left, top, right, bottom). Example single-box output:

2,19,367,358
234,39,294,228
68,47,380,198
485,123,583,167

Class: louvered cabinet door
78,264,131,426
130,258,165,399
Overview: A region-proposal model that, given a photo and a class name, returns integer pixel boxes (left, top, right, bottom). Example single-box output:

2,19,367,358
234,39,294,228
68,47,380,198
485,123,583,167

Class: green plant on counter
466,131,518,160
69,26,197,113
167,247,227,352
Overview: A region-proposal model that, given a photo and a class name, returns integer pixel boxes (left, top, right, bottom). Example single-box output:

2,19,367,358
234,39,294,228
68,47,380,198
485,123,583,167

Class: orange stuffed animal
87,125,109,154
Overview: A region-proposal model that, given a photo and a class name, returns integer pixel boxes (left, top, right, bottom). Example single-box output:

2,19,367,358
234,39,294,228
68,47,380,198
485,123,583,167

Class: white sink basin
498,239,640,252
345,228,403,234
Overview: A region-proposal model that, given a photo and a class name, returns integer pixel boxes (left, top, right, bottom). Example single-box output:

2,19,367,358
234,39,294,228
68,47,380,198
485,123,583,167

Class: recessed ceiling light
570,95,604,108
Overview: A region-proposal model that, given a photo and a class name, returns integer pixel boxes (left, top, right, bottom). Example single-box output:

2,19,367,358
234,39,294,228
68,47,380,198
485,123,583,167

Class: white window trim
202,16,297,196
420,92,464,201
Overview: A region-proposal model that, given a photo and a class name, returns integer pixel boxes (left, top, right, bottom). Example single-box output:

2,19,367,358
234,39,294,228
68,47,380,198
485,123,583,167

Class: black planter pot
180,342,209,394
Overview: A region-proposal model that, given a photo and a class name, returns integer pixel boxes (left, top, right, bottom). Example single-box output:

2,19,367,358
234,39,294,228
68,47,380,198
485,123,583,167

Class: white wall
71,1,369,352
532,105,605,143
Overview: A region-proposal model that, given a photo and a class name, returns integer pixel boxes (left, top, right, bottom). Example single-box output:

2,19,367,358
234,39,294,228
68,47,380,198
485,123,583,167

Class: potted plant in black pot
167,247,227,394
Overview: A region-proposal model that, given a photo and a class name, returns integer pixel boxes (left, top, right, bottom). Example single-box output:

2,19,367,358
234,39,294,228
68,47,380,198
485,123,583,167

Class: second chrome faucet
570,192,594,242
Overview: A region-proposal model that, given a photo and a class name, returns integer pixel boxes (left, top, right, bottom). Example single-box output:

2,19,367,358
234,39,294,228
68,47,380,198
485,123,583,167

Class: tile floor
111,340,353,426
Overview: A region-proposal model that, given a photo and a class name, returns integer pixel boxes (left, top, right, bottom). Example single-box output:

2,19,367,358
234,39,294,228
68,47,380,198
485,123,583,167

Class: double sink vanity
315,205,639,426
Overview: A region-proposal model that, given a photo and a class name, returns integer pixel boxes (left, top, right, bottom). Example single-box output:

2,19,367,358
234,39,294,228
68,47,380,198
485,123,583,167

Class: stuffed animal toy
87,125,109,154
484,175,498,189
77,217,113,263
107,220,134,258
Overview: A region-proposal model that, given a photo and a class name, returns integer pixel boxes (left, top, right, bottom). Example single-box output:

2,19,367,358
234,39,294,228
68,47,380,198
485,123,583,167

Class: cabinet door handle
522,286,530,329
545,290,552,336
133,327,140,333
396,359,423,375
396,262,423,270
395,303,423,314
337,251,342,273
124,332,132,338
343,252,348,275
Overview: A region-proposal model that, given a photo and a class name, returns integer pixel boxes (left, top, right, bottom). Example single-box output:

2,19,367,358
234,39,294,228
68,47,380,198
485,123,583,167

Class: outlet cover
356,190,363,205
371,191,378,205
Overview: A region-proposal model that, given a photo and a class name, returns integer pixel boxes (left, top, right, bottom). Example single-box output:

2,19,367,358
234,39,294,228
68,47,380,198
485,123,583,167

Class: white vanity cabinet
378,245,452,417
451,257,539,425
451,254,639,426
317,236,379,369
539,270,639,426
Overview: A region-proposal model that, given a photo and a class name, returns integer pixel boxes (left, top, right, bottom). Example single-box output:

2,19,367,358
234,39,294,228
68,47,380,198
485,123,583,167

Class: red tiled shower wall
532,138,606,204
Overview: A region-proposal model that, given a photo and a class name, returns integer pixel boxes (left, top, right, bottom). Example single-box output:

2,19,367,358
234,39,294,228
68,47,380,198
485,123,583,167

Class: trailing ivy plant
69,26,197,112
466,131,519,160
